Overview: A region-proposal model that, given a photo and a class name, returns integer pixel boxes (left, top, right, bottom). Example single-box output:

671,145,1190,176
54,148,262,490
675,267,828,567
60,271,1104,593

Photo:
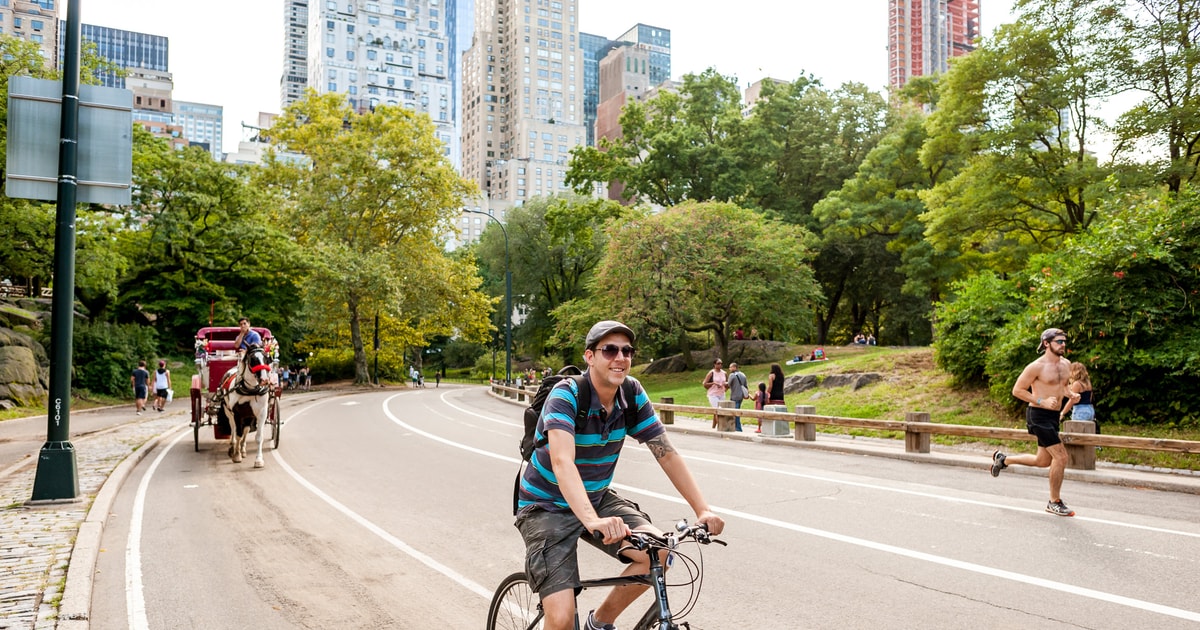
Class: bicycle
486,520,726,630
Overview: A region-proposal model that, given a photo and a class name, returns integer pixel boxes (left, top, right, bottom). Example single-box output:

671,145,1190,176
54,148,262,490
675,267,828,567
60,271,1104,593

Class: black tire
269,398,281,449
486,572,542,630
191,395,202,452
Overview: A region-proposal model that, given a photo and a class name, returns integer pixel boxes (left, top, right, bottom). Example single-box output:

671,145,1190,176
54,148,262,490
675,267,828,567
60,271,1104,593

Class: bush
472,352,502,381
72,321,159,396
932,271,1025,385
307,348,356,382
984,191,1200,425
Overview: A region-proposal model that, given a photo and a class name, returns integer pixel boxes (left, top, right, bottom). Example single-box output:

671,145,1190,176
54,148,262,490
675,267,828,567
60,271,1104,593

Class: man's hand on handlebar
695,510,725,536
588,516,632,545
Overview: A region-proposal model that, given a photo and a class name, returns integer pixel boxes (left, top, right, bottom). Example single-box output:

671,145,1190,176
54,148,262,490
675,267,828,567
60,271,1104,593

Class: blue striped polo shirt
517,373,664,513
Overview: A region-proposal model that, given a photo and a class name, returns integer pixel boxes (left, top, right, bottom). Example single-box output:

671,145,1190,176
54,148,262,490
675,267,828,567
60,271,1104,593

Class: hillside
632,344,1200,472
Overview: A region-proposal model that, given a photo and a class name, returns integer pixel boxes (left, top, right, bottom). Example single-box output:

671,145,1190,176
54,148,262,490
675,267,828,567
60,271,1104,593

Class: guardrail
489,383,1200,471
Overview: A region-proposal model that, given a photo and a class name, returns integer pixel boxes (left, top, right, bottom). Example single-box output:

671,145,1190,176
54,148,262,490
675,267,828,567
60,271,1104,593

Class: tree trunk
348,298,370,384
678,330,695,371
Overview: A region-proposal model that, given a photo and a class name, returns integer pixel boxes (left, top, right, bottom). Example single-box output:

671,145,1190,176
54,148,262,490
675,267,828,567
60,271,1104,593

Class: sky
81,0,1017,155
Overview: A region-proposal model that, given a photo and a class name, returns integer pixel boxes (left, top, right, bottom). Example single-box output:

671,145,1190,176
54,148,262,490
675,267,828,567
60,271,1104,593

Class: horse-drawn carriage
189,326,282,467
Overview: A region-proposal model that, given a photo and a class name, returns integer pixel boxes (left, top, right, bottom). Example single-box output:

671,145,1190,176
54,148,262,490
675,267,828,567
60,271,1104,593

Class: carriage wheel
269,397,281,449
192,395,202,452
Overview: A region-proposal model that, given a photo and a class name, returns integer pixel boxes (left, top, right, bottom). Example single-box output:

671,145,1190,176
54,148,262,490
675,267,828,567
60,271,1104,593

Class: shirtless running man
991,328,1081,516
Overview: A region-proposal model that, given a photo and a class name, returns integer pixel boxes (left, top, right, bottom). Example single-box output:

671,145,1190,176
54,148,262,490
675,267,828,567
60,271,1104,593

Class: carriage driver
232,317,262,352
232,317,263,375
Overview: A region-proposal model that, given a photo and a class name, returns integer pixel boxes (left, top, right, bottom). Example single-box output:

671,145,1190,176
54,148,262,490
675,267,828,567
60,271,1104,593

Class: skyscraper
887,0,979,92
66,23,168,89
280,0,308,109
459,0,586,233
174,100,225,161
581,23,669,147
3,0,59,69
299,0,459,161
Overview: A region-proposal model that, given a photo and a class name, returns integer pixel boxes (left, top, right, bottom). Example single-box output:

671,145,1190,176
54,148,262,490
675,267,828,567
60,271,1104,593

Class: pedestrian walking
152,361,171,412
726,362,749,431
701,358,728,429
991,328,1081,516
131,360,150,415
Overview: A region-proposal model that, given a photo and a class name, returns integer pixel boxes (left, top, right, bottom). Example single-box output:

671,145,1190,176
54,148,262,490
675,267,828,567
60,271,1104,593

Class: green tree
984,190,1200,424
813,108,960,344
741,79,890,229
473,195,629,363
262,92,491,384
1103,0,1200,192
566,69,746,206
560,202,822,366
116,127,302,346
920,4,1112,276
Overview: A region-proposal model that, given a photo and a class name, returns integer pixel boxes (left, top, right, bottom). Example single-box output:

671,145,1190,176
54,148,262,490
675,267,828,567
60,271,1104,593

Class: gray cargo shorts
514,490,653,598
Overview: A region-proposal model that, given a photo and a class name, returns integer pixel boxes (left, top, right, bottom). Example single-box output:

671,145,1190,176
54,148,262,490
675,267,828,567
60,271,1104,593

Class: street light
466,208,512,384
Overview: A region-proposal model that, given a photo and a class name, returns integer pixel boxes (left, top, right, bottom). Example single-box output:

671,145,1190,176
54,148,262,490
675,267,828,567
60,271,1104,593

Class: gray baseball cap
585,320,636,349
1037,327,1065,351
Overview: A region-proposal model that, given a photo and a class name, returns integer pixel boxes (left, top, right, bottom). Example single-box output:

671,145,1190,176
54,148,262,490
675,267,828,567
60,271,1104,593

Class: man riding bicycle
515,320,725,630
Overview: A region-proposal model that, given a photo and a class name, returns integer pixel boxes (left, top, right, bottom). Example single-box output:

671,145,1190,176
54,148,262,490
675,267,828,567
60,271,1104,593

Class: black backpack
514,368,640,514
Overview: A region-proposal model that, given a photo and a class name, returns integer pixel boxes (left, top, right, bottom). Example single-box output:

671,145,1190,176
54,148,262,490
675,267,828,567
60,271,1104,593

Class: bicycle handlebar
591,520,727,550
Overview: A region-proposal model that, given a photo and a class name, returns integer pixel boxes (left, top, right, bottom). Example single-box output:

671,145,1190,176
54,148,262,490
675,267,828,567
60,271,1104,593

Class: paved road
82,385,1200,629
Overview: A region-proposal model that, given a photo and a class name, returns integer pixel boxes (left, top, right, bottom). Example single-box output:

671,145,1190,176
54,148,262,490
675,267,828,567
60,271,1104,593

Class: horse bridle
235,346,271,397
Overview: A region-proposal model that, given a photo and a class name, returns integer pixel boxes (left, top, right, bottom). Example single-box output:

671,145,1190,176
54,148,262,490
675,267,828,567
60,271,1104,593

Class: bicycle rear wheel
487,572,543,630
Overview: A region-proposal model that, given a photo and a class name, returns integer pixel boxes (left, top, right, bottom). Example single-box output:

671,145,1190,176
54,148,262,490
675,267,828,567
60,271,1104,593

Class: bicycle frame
489,523,721,630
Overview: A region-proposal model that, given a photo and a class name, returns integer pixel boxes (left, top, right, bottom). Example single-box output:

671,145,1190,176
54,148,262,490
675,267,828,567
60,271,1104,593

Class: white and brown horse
217,345,273,468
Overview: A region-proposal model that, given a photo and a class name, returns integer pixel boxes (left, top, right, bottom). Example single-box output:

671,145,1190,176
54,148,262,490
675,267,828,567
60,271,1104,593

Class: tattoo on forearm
646,434,675,460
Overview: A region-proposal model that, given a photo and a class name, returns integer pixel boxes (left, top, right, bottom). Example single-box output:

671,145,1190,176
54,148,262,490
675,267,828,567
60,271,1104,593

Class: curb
56,421,186,629
484,387,1200,495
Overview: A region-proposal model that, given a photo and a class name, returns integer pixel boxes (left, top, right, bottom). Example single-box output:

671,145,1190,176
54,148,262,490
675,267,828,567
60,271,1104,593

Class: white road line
439,389,1200,539
398,391,1200,623
126,429,190,630
270,397,494,600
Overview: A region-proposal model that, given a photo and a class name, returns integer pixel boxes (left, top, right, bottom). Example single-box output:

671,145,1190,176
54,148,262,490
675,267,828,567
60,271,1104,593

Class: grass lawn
631,345,1200,472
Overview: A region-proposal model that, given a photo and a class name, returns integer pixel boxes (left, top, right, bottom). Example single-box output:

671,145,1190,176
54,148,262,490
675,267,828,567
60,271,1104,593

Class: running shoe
1046,500,1075,517
585,610,617,630
990,450,1007,477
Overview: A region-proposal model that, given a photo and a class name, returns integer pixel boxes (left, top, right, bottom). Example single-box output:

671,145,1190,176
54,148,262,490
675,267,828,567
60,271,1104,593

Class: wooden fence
489,383,1200,471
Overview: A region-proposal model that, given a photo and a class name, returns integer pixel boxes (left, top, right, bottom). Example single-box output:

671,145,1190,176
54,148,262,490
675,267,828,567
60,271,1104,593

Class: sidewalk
0,411,184,630
660,413,1200,495
486,387,1200,495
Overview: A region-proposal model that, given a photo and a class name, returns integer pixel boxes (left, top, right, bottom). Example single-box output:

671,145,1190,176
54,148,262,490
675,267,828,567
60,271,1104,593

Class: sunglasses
596,344,636,359
1051,339,1067,345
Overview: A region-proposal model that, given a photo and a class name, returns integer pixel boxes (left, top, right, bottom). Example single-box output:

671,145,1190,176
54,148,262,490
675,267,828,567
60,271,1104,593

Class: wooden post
716,401,737,432
517,386,526,403
1063,419,1097,470
793,405,816,441
905,412,931,453
659,397,674,424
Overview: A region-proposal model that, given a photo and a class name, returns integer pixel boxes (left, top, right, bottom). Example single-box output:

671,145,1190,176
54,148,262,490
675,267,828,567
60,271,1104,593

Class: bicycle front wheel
487,572,543,630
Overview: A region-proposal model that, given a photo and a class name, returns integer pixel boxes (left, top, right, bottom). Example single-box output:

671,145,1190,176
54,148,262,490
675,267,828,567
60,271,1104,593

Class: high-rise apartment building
68,23,169,89
581,23,669,147
887,0,979,91
174,101,225,160
459,0,587,236
281,0,308,108
300,0,458,161
2,0,58,67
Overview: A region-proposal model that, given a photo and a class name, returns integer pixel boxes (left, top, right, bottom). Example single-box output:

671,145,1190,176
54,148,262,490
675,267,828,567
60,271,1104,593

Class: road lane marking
439,388,1200,539
391,392,1200,622
126,428,191,630
270,397,494,600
